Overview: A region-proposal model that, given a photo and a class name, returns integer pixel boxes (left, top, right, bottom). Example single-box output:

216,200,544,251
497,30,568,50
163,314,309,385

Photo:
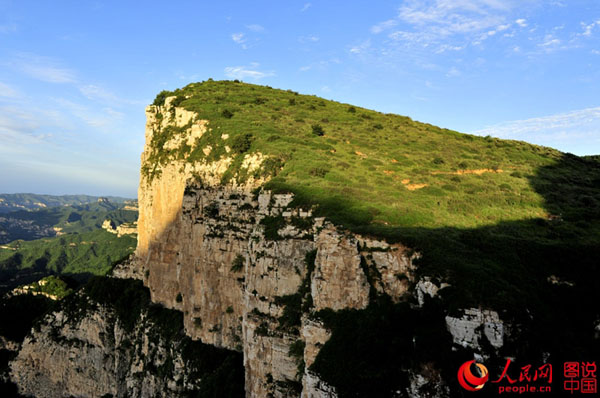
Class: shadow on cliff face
129,152,600,397
309,153,600,397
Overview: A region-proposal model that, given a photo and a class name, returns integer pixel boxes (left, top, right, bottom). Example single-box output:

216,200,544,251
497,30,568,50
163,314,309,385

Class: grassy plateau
144,80,599,396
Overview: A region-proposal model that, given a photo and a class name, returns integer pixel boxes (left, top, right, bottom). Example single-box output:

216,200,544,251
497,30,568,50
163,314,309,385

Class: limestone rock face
5,97,509,398
445,308,504,350
8,101,423,397
132,102,422,397
10,299,203,398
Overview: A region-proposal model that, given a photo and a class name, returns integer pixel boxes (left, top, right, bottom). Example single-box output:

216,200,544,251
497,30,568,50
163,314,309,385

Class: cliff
6,81,599,397
127,97,428,396
9,278,244,398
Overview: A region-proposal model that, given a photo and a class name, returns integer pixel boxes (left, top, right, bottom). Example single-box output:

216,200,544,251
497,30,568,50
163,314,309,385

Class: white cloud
231,33,246,44
21,63,76,83
53,97,124,128
246,24,264,32
224,63,274,80
538,34,561,51
580,20,600,37
11,53,76,83
436,44,465,53
371,19,397,34
515,18,527,27
370,1,534,53
446,67,461,77
299,58,341,72
349,40,371,54
470,107,600,155
79,84,119,103
301,3,311,12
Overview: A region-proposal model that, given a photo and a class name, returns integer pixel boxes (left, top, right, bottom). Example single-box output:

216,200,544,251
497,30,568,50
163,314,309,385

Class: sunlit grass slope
147,80,587,230
148,80,600,313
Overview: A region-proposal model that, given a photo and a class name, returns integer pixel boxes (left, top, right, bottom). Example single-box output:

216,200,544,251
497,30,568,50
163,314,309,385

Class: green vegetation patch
147,80,565,231
0,229,136,283
17,275,73,299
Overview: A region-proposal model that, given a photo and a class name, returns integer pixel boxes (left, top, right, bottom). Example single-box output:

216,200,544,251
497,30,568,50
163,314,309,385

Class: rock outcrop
131,99,420,397
9,280,244,398
7,98,499,398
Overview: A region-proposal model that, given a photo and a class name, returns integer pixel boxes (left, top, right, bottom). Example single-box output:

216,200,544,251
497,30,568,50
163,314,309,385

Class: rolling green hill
148,80,599,232
148,81,599,362
0,229,136,293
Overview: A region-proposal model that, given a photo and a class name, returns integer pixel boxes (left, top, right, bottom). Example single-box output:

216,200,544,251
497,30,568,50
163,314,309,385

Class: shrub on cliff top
152,90,170,106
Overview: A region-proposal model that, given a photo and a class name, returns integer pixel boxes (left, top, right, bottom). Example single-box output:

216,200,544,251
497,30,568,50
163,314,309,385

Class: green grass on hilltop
146,81,600,321
146,80,579,230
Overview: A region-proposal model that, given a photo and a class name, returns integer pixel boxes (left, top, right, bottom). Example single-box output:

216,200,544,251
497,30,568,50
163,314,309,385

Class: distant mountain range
0,193,138,294
0,193,134,214
0,197,138,244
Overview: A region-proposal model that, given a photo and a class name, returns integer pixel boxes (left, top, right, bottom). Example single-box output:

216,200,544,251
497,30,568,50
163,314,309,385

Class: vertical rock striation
130,100,421,397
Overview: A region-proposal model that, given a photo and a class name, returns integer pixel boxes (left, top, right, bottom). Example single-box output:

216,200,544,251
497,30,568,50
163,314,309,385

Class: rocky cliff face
9,279,244,398
128,99,424,397
6,99,503,397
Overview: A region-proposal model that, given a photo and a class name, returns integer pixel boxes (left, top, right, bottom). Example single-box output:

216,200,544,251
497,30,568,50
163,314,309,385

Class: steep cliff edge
8,80,599,397
10,277,244,398
126,91,441,397
122,81,599,396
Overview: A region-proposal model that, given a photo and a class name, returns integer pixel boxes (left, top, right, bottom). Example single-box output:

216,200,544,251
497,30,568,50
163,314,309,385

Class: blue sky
1,0,599,197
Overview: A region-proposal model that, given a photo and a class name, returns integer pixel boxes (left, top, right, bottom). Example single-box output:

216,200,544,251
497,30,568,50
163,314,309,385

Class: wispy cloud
515,18,528,27
299,35,319,43
371,19,397,34
389,0,511,49
79,84,119,102
0,82,19,98
470,107,600,154
446,67,461,77
231,32,246,44
224,63,274,80
246,24,264,32
301,3,311,12
349,39,371,55
78,84,141,105
12,53,77,83
52,97,124,128
365,1,544,55
539,34,561,49
298,58,341,72
579,20,600,37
